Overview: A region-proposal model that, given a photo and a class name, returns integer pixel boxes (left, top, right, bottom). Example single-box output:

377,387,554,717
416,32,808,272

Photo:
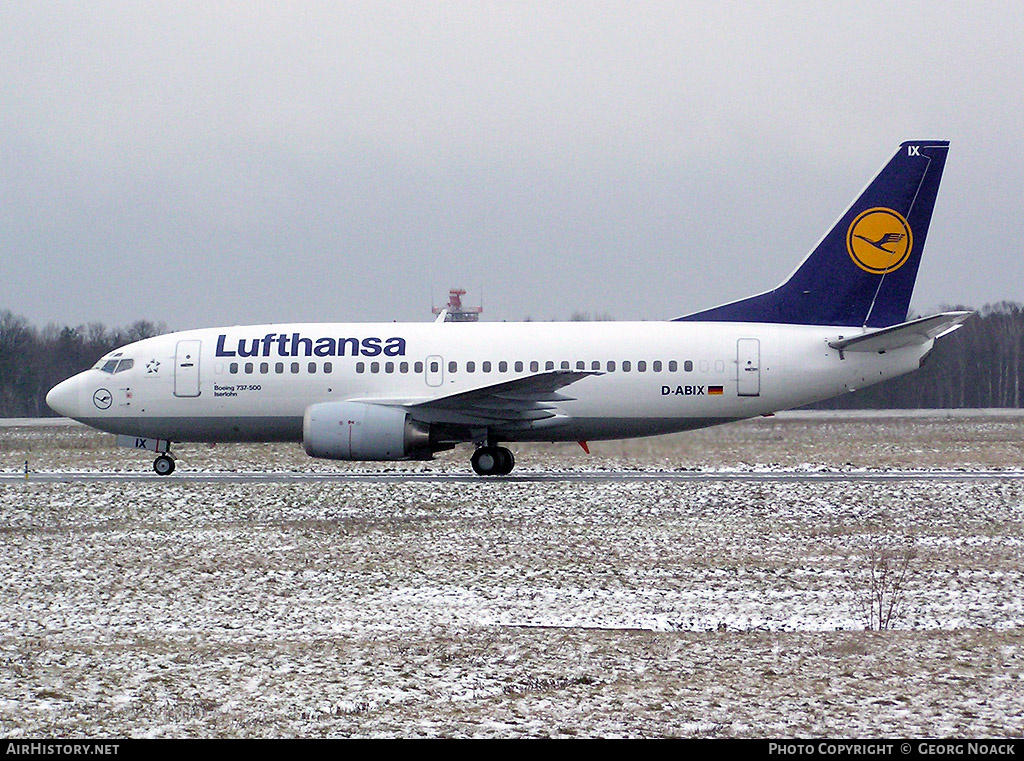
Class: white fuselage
46,320,930,444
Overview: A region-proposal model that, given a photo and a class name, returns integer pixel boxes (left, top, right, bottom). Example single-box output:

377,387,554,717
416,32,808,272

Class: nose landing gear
115,434,176,475
153,453,176,476
471,445,515,476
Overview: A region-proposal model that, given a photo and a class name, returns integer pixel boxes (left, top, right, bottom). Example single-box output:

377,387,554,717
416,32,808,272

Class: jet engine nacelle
302,401,433,461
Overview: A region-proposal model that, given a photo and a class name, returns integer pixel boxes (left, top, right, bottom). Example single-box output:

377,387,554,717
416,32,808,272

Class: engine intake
303,401,434,461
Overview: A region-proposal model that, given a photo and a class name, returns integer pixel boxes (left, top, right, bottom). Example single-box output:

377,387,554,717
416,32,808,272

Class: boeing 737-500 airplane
47,140,969,476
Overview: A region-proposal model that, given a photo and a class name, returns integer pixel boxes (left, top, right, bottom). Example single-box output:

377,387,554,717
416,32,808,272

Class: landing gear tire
471,446,515,476
496,447,514,475
154,454,176,476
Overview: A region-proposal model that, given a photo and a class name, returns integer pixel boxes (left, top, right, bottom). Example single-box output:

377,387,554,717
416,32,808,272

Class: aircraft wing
395,370,598,428
828,311,972,353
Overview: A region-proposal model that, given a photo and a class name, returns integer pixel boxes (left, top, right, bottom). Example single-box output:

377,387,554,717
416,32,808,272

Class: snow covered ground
1,415,1023,737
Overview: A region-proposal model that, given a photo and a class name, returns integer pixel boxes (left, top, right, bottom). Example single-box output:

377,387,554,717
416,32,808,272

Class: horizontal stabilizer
828,311,972,353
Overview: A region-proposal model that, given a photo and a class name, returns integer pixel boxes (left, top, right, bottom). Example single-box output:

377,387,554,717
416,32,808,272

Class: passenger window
276,362,284,374
229,362,239,374
308,362,317,374
684,360,693,372
356,362,365,374
637,361,646,372
545,361,554,371
385,361,394,373
291,362,300,374
466,361,475,373
591,360,600,371
653,360,662,372
371,362,380,373
260,362,269,374
482,361,491,373
560,361,570,370
576,361,585,370
324,362,333,374
622,361,631,372
607,361,615,372
516,361,524,372
244,362,254,374
400,362,409,373
669,360,678,372
530,361,539,372
429,361,438,373
448,361,457,373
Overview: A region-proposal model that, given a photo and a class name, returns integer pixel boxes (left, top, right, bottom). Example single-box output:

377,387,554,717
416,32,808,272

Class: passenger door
737,338,761,397
174,340,202,397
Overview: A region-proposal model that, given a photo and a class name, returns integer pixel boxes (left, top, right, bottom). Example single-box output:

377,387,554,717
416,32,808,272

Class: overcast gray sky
2,1,1022,330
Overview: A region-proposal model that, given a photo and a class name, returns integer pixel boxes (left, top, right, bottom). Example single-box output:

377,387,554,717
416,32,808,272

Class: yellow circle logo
846,207,913,274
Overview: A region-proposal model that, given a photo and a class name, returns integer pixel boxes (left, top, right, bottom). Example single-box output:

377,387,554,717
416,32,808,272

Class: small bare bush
862,540,917,630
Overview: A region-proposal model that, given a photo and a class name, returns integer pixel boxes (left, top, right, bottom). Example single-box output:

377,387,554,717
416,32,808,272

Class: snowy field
2,413,1024,737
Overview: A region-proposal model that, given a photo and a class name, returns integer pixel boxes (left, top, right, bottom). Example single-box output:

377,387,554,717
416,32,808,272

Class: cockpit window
97,358,134,374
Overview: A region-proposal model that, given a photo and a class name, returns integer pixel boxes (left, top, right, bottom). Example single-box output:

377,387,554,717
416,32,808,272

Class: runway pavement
5,468,1024,484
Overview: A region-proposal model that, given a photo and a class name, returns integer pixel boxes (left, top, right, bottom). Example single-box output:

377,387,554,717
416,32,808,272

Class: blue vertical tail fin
676,140,950,327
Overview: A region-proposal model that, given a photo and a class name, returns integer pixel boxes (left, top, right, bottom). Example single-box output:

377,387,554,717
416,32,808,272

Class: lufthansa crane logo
846,207,913,274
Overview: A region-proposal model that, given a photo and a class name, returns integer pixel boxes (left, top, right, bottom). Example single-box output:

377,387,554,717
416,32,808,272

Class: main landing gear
153,453,176,476
471,445,515,476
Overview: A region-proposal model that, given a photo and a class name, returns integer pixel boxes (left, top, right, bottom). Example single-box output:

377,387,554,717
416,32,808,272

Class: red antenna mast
432,288,483,322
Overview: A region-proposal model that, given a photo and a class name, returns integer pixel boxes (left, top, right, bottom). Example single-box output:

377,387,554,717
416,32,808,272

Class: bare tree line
0,310,166,417
2,303,1024,417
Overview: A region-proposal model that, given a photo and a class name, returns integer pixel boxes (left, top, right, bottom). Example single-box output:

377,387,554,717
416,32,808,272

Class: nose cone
46,375,82,418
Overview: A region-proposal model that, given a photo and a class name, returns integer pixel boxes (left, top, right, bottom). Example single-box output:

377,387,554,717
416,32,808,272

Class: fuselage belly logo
846,207,913,275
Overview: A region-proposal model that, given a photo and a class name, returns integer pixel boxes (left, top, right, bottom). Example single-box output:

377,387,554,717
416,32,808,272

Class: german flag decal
708,386,724,395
